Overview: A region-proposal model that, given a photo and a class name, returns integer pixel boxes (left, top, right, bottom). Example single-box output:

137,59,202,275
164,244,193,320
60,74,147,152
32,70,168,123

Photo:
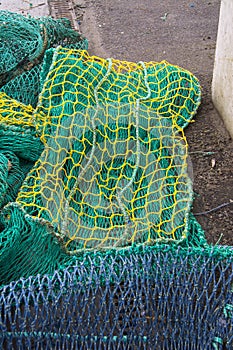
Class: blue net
0,246,232,349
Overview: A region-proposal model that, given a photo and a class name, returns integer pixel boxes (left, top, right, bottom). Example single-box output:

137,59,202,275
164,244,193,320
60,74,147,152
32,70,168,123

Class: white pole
212,0,233,139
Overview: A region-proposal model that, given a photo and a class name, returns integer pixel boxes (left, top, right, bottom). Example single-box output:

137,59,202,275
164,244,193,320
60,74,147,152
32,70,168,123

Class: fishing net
0,38,232,348
0,46,203,280
0,93,44,210
0,11,88,107
0,246,232,349
0,47,200,258
0,65,43,108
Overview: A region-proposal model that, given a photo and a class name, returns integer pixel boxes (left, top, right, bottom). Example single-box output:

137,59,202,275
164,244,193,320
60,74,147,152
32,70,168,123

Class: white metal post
212,0,233,138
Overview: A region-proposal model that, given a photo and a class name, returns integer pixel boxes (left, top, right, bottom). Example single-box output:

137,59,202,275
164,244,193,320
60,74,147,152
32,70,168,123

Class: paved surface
0,0,49,16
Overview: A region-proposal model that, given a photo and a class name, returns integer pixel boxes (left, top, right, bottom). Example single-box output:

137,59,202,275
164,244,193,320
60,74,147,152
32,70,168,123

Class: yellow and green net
0,47,201,255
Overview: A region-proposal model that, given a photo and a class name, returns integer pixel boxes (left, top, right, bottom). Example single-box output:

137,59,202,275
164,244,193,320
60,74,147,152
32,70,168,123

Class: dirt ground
73,0,233,245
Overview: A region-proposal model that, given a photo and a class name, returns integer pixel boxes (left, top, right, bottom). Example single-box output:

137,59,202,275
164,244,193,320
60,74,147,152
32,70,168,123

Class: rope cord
194,200,233,216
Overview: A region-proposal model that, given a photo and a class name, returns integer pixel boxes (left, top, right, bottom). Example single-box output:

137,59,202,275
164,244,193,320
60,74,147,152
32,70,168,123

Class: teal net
1,65,42,108
0,11,88,107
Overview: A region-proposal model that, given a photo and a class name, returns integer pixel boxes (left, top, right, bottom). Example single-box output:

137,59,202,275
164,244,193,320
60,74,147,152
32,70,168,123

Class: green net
0,65,42,108
18,105,193,251
16,49,200,249
0,203,207,286
0,11,88,107
0,93,44,210
0,47,203,283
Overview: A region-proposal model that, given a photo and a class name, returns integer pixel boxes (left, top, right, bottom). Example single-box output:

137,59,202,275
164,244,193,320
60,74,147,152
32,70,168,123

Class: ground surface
74,0,233,245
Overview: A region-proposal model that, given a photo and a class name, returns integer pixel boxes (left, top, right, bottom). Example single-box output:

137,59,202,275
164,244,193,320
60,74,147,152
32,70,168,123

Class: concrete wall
212,0,233,138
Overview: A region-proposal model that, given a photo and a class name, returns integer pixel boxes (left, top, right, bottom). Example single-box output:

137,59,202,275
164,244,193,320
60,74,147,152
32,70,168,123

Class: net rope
0,10,88,107
0,246,232,349
10,47,200,252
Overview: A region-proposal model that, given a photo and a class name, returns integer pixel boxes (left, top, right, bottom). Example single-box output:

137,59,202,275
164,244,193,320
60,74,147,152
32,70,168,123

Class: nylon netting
0,11,88,107
9,47,201,253
0,246,233,349
0,15,232,348
0,93,44,209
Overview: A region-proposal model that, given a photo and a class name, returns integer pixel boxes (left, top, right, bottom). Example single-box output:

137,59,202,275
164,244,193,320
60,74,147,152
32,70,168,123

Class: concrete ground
0,0,49,16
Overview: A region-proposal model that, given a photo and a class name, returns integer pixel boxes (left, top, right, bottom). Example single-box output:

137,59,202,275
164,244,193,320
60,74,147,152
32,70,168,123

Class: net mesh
8,47,202,252
0,246,232,349
0,11,88,107
0,93,44,209
0,15,232,348
0,65,43,108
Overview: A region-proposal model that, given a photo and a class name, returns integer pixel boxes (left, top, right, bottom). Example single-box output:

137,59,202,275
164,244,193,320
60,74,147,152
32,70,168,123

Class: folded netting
0,11,88,107
38,48,201,129
0,49,202,283
0,246,232,349
0,11,88,77
9,48,202,252
0,65,42,108
0,151,25,208
0,93,44,209
0,93,44,159
17,105,193,251
0,202,207,285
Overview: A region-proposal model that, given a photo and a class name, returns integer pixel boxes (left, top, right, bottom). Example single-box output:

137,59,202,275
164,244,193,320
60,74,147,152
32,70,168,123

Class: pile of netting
0,10,88,107
1,246,232,349
0,11,232,350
